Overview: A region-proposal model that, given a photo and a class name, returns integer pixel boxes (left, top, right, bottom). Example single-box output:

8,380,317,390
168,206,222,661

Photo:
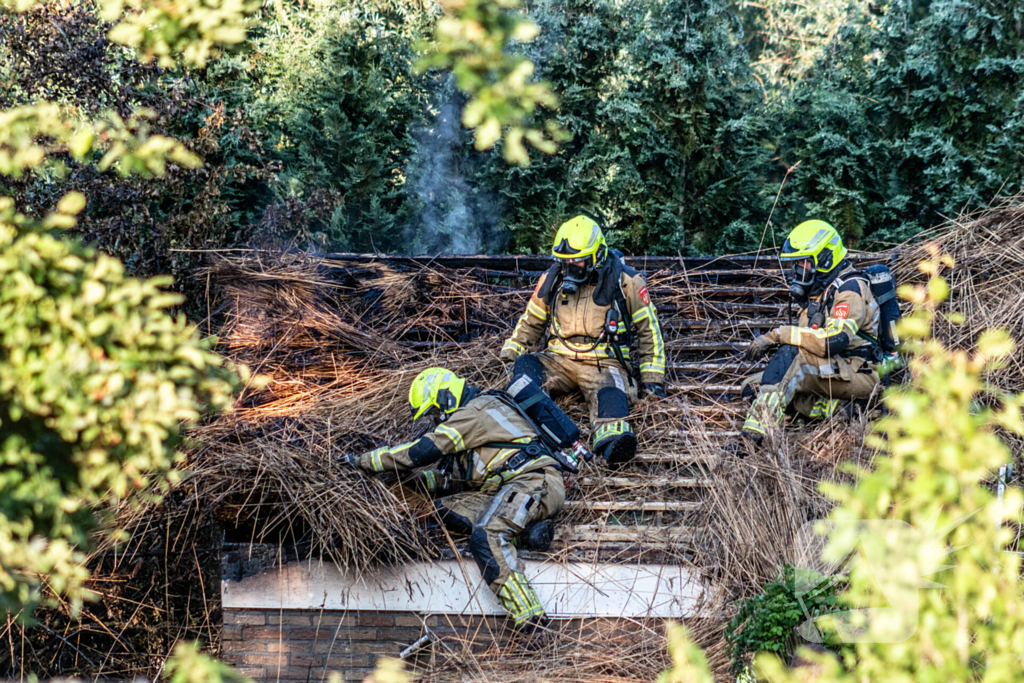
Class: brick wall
223,609,497,682
222,609,666,683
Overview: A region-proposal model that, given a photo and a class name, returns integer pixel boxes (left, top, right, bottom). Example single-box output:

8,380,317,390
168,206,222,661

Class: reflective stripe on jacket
358,395,557,492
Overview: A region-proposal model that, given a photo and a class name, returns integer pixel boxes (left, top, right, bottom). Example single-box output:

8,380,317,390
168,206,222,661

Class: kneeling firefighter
500,215,667,466
739,220,901,444
344,367,586,636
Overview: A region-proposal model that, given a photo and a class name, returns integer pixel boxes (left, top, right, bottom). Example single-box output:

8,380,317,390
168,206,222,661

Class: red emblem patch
639,286,650,305
833,303,850,319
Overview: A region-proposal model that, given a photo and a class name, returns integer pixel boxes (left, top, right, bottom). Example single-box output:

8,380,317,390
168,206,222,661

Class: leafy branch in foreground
165,641,253,683
2,0,261,68
100,0,263,68
0,195,245,616
417,0,567,165
0,104,200,179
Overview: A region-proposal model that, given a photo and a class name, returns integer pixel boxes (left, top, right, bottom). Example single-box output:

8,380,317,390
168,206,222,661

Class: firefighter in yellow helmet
343,367,567,639
738,220,884,446
500,215,667,466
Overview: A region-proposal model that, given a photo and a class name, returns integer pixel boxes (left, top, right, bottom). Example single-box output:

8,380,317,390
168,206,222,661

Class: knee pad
761,345,801,386
469,527,501,585
512,354,546,386
596,386,629,418
519,520,554,551
434,502,473,536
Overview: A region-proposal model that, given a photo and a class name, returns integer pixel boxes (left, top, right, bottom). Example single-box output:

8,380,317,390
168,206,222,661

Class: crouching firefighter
500,215,667,466
738,220,901,446
344,367,587,638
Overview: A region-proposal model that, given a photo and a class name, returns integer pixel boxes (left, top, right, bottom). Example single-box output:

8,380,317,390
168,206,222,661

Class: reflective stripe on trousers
497,572,546,625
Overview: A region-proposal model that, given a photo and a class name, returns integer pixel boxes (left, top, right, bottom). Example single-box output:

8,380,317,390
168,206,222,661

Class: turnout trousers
434,468,565,626
513,351,639,455
742,345,880,437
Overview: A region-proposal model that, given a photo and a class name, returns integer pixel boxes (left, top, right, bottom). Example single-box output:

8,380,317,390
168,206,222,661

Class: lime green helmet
779,220,848,298
409,367,466,421
551,215,608,288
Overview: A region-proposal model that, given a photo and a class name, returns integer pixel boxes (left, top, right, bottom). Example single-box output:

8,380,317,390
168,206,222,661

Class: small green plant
165,641,252,683
725,564,842,673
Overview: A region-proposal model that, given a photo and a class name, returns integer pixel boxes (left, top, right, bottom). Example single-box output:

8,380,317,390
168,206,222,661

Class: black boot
599,433,638,468
723,430,762,458
840,398,871,420
516,615,552,650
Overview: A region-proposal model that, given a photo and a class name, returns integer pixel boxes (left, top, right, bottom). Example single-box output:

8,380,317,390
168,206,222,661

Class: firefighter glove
643,382,667,398
340,453,360,469
745,334,777,361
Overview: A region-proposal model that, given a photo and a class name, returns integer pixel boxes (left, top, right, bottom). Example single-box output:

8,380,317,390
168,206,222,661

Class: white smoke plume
405,86,505,255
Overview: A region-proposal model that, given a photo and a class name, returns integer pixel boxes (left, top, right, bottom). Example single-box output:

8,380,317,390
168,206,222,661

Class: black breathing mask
785,257,818,304
559,260,592,295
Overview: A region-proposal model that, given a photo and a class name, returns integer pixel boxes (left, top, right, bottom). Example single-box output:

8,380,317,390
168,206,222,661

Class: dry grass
184,252,766,572
692,417,873,596
18,202,1024,681
896,196,1024,391
416,623,672,683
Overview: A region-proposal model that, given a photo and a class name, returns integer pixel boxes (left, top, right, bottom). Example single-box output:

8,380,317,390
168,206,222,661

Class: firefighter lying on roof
738,220,901,447
344,367,585,640
500,215,667,466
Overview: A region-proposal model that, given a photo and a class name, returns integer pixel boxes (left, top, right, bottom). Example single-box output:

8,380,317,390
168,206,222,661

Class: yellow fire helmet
551,215,608,268
779,220,848,295
408,367,466,421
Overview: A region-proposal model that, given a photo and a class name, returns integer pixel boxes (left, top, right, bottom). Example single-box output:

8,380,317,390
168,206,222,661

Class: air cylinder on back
862,264,902,352
506,375,580,450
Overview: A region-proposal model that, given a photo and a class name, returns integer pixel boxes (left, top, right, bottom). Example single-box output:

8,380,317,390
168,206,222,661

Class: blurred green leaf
0,200,243,616
418,0,564,165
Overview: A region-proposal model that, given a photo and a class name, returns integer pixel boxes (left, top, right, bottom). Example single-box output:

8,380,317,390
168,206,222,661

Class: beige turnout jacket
358,393,558,493
763,264,881,360
501,263,666,385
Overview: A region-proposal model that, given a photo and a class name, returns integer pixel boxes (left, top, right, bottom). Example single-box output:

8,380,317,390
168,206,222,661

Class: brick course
223,609,427,683
222,608,668,683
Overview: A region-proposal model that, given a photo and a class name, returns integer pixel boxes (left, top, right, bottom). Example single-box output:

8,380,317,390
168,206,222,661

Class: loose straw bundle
896,196,1024,391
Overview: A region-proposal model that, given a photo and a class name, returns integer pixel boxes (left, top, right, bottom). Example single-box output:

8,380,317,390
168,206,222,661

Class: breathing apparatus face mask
559,258,593,295
785,257,818,304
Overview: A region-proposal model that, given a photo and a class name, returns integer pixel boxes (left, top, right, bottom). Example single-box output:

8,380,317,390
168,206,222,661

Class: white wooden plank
222,559,703,618
563,501,700,512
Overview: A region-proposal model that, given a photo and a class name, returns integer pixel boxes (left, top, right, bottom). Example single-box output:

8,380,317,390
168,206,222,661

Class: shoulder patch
639,285,650,305
833,302,850,319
